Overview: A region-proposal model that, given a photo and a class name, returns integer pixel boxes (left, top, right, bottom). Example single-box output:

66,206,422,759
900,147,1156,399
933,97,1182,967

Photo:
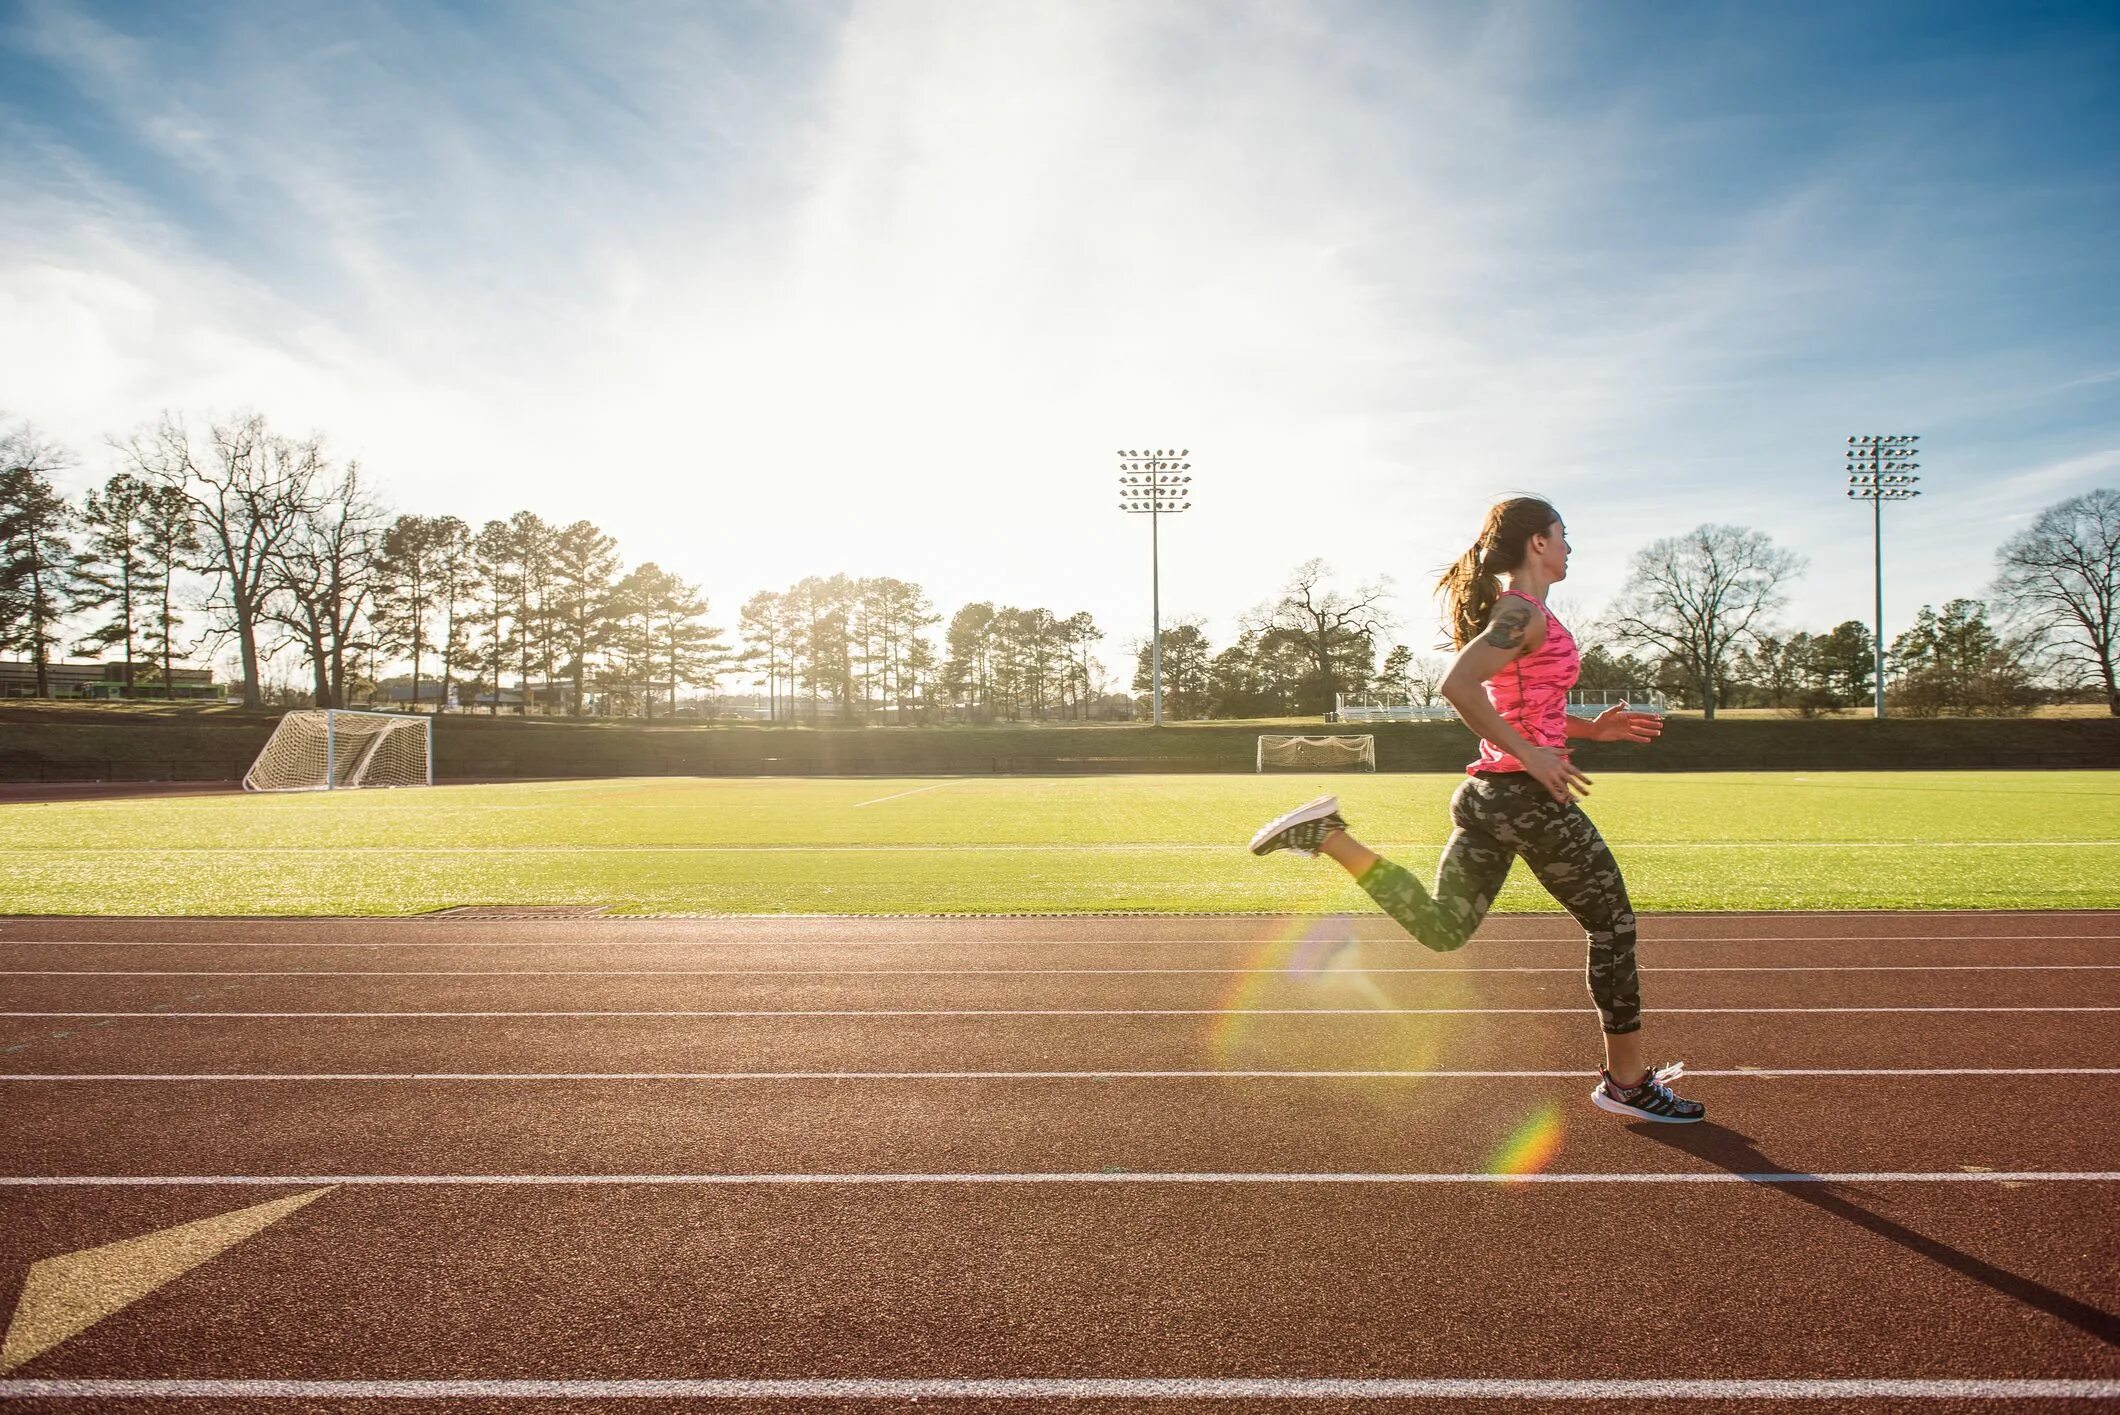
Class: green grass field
2,772,2117,916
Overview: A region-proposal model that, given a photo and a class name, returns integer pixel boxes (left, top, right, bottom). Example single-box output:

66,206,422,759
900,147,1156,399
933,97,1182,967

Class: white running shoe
1590,1060,1706,1123
1248,795,1348,857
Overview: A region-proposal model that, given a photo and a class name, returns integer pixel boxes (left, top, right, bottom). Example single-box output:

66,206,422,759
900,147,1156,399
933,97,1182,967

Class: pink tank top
1470,590,1580,776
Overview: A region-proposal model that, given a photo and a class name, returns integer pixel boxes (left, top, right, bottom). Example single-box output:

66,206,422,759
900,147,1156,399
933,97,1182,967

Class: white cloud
4,0,2116,678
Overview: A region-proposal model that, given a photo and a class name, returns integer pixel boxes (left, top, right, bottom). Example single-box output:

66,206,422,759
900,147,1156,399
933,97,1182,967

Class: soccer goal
1257,734,1376,772
243,709,434,792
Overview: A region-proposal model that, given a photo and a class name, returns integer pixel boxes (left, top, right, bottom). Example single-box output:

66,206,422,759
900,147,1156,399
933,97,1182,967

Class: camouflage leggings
1354,772,1642,1035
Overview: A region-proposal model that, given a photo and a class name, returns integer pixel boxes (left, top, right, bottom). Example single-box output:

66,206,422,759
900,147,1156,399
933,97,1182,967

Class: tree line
1129,517,2118,720
1,412,727,715
5,412,2117,718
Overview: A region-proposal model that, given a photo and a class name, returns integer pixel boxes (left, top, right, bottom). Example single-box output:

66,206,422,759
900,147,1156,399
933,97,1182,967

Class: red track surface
2,912,2116,1413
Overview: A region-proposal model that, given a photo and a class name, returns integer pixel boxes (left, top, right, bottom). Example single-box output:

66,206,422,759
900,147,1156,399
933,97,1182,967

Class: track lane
3,1179,2114,1386
4,911,2118,942
7,1074,2120,1179
3,912,2115,1411
8,967,2118,1012
7,1389,2117,1414
6,934,2115,979
3,1010,2115,1072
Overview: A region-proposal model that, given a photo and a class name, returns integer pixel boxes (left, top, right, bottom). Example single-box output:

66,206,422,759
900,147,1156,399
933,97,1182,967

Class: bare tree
1606,524,1804,721
1992,488,2120,716
1247,559,1393,716
121,413,320,709
265,463,384,708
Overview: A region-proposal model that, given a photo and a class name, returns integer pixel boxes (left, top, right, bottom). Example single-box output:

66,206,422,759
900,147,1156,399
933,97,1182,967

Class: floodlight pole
1117,449,1194,725
1845,434,1922,719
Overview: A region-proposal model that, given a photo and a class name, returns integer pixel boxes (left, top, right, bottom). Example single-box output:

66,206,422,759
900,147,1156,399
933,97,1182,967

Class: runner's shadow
1635,1121,2119,1347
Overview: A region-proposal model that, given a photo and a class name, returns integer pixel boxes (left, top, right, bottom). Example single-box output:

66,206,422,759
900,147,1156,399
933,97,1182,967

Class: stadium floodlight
1118,446,1197,726
1845,432,1924,720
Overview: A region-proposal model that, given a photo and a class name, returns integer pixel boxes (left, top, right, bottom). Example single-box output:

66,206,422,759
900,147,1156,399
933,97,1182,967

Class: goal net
243,710,433,793
1256,734,1376,772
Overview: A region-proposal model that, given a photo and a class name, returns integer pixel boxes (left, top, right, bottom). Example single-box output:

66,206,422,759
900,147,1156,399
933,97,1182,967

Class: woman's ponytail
1434,497,1561,649
1437,543,1502,650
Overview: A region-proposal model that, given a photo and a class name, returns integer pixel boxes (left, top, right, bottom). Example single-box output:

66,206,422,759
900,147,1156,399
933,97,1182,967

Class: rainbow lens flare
1204,916,1476,1083
1486,1101,1565,1182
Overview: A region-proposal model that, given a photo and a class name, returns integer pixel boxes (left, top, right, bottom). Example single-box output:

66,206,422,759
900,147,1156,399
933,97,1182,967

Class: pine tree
72,473,154,691
137,483,199,696
376,515,450,710
550,520,622,716
0,446,78,698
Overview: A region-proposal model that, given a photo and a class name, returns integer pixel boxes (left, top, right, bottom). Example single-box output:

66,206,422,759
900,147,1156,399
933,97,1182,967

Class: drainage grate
427,905,613,919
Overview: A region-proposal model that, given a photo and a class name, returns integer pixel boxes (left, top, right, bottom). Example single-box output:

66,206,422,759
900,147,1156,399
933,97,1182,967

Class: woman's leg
1503,796,1646,1076
1505,791,1699,1120
1319,782,1515,955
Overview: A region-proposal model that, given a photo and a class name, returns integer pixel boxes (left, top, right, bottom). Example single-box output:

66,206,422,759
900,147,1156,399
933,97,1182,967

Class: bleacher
1332,689,1668,723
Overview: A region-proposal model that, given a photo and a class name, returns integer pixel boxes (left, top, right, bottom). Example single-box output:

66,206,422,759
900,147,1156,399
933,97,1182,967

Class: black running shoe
1248,795,1348,857
1590,1060,1705,1123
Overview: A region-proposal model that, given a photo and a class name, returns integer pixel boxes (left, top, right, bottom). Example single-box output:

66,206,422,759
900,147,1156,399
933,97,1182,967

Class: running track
1,911,2116,1413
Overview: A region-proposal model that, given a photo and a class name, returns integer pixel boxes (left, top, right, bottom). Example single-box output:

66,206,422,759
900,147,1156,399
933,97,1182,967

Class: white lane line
8,1067,2117,1082
12,964,2119,977
10,1006,2116,1018
11,839,2120,853
0,1377,2112,1401
4,933,2112,948
849,782,964,808
3,1171,2117,1189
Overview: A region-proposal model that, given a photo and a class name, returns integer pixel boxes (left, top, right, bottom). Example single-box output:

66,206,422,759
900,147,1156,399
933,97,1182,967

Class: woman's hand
1520,745,1591,803
1590,702,1663,744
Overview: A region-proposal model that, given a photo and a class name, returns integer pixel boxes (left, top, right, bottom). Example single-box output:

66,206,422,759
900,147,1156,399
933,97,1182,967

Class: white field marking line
13,1005,2118,1018
849,781,965,808
3,1171,2118,1189
4,932,2114,949
0,1378,2114,1402
8,1067,2118,1083
12,963,2120,977
10,840,2120,854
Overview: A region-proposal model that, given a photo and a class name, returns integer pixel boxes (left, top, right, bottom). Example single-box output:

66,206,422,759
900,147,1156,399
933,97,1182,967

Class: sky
4,0,2117,680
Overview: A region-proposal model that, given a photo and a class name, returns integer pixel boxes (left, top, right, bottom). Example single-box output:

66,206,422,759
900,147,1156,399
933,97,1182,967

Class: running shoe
1248,795,1348,857
1590,1060,1705,1123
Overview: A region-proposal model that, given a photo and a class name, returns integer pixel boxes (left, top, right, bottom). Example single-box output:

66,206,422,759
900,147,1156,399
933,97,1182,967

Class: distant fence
0,758,248,782
1334,689,1666,723
2,711,2115,780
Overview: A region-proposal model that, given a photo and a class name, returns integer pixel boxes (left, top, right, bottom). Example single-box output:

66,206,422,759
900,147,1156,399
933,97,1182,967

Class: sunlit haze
5,0,2116,664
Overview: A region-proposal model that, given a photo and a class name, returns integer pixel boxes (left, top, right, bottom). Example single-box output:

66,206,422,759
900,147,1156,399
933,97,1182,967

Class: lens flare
1486,1101,1565,1182
1204,914,1469,1083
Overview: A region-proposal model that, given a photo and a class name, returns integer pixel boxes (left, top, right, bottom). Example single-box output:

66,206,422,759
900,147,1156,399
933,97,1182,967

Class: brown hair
1435,497,1562,649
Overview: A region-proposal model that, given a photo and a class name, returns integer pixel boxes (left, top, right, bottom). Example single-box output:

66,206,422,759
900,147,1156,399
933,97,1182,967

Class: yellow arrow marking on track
1,1187,333,1373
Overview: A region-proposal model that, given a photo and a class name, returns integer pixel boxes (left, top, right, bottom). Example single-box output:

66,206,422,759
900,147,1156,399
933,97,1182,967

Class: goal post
243,709,434,792
1256,734,1377,772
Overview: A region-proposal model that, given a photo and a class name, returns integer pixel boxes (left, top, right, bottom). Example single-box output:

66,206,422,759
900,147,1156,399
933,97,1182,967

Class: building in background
0,659,217,701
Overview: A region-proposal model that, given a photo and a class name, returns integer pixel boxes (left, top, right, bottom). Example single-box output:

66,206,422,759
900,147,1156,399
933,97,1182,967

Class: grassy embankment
1,700,2115,780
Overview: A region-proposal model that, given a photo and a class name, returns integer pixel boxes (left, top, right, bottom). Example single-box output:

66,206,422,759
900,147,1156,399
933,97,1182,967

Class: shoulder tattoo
1482,600,1536,651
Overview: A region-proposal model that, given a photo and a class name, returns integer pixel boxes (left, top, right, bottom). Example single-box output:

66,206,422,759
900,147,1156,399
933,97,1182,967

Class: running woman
1247,496,1704,1123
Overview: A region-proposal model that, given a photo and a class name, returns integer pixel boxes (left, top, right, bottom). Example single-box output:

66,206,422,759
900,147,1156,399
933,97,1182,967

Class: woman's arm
1564,703,1665,744
1439,598,1591,801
